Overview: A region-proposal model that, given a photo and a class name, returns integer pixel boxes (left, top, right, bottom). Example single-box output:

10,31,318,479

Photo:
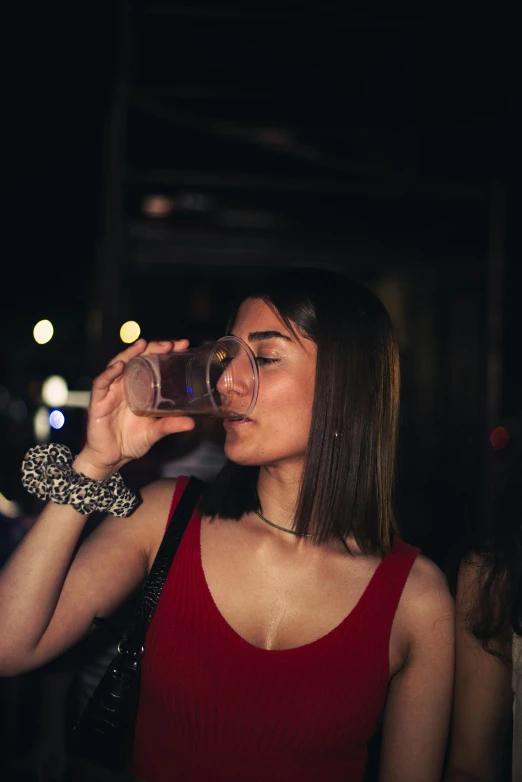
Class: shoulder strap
123,476,204,653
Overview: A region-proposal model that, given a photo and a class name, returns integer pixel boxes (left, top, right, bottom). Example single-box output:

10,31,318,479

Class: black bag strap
121,476,204,655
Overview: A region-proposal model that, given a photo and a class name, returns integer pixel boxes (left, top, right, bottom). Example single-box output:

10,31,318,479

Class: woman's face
223,297,317,469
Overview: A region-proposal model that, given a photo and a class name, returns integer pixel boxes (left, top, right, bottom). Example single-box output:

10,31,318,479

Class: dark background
1,2,520,780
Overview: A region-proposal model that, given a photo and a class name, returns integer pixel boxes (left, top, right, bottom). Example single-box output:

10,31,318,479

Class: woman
0,268,454,781
444,452,522,781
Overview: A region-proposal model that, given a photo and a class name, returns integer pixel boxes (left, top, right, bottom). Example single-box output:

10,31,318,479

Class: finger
106,338,148,368
143,339,190,355
172,338,190,352
149,415,196,443
91,360,125,393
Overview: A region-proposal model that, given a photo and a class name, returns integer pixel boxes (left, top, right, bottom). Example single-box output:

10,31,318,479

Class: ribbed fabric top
132,477,419,782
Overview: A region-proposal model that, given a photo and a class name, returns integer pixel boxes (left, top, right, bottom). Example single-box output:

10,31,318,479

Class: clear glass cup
123,335,259,421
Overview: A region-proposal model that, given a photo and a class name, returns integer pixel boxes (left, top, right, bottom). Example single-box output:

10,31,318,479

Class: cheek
261,371,315,419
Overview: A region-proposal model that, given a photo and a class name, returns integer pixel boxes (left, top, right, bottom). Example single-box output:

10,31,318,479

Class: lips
223,417,252,430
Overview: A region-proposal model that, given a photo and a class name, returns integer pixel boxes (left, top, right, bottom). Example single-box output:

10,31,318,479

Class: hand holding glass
123,336,258,421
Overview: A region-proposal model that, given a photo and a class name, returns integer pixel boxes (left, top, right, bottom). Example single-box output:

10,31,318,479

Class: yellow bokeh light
33,319,54,345
120,321,141,344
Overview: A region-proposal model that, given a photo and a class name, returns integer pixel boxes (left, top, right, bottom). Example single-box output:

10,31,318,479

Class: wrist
21,445,139,518
73,450,126,482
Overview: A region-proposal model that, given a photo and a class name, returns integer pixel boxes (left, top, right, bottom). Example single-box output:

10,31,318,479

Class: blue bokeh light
49,409,65,430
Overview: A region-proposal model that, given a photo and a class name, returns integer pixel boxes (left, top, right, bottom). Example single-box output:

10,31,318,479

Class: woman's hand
75,339,195,479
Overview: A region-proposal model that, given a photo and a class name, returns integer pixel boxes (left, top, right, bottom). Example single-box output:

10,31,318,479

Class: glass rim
205,334,259,420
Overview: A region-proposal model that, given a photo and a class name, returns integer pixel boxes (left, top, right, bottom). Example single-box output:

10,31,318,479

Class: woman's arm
0,339,194,676
378,556,455,782
0,479,178,676
443,559,512,782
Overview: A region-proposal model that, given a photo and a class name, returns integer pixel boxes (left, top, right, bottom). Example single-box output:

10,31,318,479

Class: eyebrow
247,330,292,343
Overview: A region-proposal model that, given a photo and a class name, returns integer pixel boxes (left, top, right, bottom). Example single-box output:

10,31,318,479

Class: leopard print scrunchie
21,444,139,517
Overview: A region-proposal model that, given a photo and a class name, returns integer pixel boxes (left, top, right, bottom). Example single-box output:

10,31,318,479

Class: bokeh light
34,406,51,442
142,194,173,218
33,319,54,344
120,320,141,343
42,375,68,407
490,426,509,450
0,492,21,519
66,391,91,408
49,409,65,429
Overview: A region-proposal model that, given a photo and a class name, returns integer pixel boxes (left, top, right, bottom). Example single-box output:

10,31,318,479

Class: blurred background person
445,425,522,781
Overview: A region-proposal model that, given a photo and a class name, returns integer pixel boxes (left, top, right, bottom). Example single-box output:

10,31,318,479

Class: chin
224,429,306,468
224,444,259,467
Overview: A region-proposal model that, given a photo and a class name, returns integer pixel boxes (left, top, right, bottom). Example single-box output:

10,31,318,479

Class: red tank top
132,478,419,782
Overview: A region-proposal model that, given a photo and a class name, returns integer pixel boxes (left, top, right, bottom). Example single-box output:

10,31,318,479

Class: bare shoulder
386,553,455,681
407,553,452,597
399,553,454,631
137,477,179,515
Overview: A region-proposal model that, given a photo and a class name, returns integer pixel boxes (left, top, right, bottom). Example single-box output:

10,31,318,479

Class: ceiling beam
130,92,418,180
127,168,485,201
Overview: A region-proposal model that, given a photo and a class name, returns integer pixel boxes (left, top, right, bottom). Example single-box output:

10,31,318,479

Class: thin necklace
255,509,314,538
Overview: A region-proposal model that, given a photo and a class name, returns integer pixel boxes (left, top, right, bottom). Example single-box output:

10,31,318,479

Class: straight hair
199,267,400,556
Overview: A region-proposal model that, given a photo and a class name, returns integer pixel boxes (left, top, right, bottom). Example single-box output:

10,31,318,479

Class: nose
212,337,259,418
216,352,252,401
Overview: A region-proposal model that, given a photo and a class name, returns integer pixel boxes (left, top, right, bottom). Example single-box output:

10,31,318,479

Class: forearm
0,500,90,670
0,452,117,673
0,452,141,676
0,338,187,674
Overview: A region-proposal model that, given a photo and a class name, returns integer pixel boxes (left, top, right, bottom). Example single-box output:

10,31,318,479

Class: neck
256,463,302,532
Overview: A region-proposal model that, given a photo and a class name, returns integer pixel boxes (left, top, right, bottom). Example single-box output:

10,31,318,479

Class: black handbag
70,476,204,773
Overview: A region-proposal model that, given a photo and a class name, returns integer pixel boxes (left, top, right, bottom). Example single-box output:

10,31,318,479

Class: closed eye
255,357,279,366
